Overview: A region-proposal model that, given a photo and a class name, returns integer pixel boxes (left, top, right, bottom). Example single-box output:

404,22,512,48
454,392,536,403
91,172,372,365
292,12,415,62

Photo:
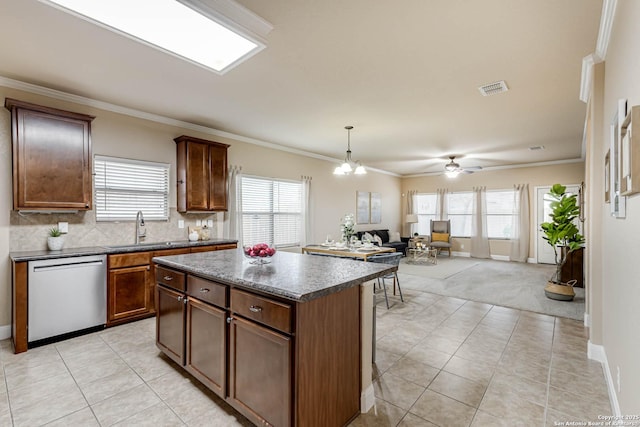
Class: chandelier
333,126,366,175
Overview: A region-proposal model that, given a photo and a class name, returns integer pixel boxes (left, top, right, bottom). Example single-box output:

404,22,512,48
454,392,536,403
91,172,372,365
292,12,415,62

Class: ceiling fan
443,156,482,177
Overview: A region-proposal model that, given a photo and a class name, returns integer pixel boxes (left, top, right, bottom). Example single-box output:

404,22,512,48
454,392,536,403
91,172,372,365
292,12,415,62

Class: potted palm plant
540,184,585,301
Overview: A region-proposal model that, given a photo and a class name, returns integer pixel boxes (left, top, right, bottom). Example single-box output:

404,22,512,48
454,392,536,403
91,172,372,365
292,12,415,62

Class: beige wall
401,162,585,259
593,0,640,413
0,86,402,331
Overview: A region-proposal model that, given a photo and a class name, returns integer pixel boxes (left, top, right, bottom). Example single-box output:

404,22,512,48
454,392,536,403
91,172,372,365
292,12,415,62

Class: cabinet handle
226,317,233,324
163,276,173,281
249,305,262,313
199,288,210,293
177,296,182,302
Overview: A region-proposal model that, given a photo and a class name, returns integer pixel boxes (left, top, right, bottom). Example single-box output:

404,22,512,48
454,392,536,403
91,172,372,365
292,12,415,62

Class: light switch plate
178,220,185,229
207,219,214,227
196,220,202,226
58,222,68,234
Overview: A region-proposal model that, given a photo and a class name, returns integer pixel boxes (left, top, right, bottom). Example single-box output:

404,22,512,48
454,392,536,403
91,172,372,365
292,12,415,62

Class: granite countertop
9,238,238,262
153,249,396,302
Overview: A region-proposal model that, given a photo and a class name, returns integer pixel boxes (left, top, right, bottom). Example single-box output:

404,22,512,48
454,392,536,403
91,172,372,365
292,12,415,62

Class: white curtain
301,175,312,247
436,188,449,220
407,189,418,235
510,184,530,262
470,186,491,258
223,165,242,242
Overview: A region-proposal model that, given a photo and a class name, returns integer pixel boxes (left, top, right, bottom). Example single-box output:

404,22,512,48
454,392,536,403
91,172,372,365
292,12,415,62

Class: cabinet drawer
190,243,237,253
156,266,186,292
109,252,151,268
231,289,291,334
187,276,227,308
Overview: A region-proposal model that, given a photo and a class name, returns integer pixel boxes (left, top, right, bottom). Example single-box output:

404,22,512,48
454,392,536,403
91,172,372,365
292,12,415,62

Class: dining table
301,244,395,261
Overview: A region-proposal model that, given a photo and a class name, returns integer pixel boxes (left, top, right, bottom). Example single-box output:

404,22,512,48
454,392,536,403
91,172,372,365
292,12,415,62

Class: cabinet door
185,298,226,397
229,316,292,427
156,285,186,365
7,99,94,210
108,265,152,325
209,143,228,211
186,141,210,211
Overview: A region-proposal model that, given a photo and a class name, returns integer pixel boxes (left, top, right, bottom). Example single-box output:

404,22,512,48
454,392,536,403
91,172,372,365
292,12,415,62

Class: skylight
43,0,265,74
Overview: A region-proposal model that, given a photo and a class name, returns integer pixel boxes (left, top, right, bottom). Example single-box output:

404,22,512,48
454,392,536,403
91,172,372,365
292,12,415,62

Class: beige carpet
401,257,480,279
398,257,585,320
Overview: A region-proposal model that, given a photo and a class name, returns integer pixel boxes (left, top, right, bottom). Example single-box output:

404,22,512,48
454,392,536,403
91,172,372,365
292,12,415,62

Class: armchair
430,220,452,257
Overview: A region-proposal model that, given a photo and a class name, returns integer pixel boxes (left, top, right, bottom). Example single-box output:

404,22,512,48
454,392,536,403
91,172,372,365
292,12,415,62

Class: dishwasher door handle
32,260,105,272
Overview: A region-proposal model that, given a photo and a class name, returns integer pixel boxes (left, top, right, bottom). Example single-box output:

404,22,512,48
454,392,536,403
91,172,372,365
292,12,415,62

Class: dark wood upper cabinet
5,98,94,211
175,135,229,212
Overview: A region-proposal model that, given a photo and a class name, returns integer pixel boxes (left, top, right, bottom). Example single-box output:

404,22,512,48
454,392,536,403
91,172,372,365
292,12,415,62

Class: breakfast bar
152,248,395,427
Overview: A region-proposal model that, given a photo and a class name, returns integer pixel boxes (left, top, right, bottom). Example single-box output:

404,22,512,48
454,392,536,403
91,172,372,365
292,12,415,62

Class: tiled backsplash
10,208,220,252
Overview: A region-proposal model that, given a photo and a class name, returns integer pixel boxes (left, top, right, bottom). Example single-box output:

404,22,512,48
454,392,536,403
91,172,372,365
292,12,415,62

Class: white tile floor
0,282,611,426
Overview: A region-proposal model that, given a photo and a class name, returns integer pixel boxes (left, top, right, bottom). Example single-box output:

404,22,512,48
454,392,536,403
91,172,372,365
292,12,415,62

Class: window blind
241,176,302,248
94,155,169,221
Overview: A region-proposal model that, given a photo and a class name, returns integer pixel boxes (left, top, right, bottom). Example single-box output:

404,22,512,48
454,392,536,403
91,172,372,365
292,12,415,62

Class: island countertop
153,248,396,302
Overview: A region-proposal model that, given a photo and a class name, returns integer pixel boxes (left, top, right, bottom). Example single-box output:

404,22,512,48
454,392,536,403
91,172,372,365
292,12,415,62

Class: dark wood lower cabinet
186,298,227,398
108,265,151,324
156,285,185,365
155,266,361,427
229,316,291,427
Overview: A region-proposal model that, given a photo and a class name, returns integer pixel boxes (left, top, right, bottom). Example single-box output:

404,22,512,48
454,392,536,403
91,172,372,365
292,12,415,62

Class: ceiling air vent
478,80,509,96
529,145,545,151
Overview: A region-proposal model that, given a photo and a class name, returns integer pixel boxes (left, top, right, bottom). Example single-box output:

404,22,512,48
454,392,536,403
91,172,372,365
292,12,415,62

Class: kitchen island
153,249,394,427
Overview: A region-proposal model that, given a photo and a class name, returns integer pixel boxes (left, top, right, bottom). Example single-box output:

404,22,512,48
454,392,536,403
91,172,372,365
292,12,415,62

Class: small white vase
47,236,65,251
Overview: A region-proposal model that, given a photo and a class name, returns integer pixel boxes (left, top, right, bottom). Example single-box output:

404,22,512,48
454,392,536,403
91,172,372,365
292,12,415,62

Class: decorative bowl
243,244,276,265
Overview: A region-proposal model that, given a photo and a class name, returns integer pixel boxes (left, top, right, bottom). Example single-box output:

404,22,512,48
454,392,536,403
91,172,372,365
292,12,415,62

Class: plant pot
544,281,575,301
47,236,65,251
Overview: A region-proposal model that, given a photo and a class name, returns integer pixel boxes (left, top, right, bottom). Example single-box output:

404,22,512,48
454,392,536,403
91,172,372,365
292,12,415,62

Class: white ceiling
0,0,603,176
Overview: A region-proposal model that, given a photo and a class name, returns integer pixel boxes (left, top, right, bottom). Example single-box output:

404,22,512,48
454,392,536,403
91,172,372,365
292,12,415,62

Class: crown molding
580,0,617,103
596,0,617,61
0,75,399,177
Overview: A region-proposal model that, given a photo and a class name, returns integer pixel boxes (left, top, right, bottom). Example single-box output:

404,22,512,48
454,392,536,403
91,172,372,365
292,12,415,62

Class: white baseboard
360,383,375,413
451,251,510,262
527,257,537,263
0,324,11,340
584,312,591,328
588,341,621,417
451,251,470,257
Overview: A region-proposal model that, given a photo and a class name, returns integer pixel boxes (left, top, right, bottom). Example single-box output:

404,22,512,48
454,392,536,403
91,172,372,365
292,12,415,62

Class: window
414,193,437,235
241,176,302,248
486,190,516,239
448,192,473,237
94,156,169,221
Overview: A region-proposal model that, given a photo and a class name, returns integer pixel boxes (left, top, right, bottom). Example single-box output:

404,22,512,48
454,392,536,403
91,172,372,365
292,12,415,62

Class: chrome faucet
135,211,146,244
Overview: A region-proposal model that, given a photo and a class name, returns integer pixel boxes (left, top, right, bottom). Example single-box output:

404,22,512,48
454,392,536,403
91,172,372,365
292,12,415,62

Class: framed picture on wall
356,191,370,224
604,149,610,203
370,192,381,224
610,99,627,218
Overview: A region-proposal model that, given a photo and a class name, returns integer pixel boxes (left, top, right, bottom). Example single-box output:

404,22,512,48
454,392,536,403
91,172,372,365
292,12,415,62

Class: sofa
356,229,409,256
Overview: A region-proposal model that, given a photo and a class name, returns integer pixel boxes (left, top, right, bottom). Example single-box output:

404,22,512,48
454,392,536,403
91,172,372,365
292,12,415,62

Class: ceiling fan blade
464,166,483,171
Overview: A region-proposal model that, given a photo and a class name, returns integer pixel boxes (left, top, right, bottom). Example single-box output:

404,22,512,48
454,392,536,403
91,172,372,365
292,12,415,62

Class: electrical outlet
460,244,464,249
207,219,214,227
178,220,185,229
196,220,202,226
617,366,621,393
58,222,68,234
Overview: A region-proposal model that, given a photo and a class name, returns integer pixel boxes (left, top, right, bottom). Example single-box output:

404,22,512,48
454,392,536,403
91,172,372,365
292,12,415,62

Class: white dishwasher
28,255,107,343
